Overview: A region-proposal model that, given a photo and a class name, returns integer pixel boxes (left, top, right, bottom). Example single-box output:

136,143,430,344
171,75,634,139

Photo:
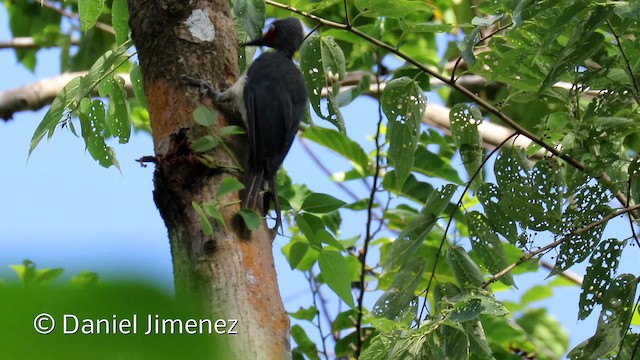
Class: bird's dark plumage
242,18,307,228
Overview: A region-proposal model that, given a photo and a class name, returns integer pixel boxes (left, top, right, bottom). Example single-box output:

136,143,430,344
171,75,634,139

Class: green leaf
238,209,260,231
465,211,513,286
111,0,130,45
447,246,484,288
203,204,225,229
69,270,99,287
217,177,245,198
130,64,148,108
288,242,310,270
79,99,118,168
291,325,320,360
335,74,371,107
318,250,355,308
220,125,246,136
78,0,105,31
301,126,369,175
289,307,318,321
192,201,213,235
413,147,464,185
354,0,433,18
34,268,65,285
230,0,265,40
191,136,220,152
193,106,217,127
282,240,319,271
10,260,37,284
301,193,346,214
521,285,553,305
99,76,131,144
449,103,483,190
300,34,346,131
442,323,469,360
519,308,570,359
381,77,427,191
384,184,456,271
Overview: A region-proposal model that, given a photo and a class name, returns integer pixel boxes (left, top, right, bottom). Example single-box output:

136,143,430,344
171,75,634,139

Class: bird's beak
241,37,266,47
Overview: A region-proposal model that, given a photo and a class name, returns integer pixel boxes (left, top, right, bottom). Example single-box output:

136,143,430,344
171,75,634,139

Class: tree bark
128,1,290,359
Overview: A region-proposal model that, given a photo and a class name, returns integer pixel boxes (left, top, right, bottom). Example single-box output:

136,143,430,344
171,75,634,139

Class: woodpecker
208,18,307,228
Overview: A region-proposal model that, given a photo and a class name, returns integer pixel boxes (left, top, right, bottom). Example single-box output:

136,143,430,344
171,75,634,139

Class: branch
482,204,640,288
0,72,132,120
266,0,635,218
0,37,80,50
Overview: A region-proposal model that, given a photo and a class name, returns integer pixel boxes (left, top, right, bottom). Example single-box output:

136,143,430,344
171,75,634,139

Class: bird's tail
243,169,264,211
266,178,283,233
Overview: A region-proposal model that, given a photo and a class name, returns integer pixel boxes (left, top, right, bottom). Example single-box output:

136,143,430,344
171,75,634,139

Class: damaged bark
128,0,290,358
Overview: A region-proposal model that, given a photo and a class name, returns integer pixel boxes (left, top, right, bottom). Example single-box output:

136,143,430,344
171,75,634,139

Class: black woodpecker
216,18,307,229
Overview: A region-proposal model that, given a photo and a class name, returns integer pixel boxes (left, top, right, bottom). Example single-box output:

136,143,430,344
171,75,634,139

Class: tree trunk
128,1,290,358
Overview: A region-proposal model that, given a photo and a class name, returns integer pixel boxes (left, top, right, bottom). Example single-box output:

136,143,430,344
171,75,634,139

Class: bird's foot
180,74,220,100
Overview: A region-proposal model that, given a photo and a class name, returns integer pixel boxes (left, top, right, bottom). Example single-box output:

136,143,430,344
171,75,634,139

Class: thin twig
306,272,330,360
264,0,636,218
607,20,640,103
355,54,384,358
41,0,116,35
343,0,351,27
482,204,640,288
298,137,360,201
626,178,640,248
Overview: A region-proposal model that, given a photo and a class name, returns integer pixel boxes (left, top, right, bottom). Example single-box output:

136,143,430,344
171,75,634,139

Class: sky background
2,6,638,356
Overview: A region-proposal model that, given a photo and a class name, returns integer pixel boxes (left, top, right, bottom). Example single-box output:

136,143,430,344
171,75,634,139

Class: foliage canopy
4,0,640,359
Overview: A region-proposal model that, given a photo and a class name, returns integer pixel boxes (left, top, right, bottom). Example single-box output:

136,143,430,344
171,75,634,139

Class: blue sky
3,6,638,355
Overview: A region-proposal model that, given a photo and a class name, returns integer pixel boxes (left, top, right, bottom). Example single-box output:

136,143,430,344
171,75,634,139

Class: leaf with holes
300,34,346,131
79,99,118,168
477,183,518,243
450,103,483,190
130,64,147,107
30,44,132,156
372,257,423,323
384,184,456,272
98,75,131,144
382,77,426,191
447,246,484,288
568,274,636,359
552,184,611,276
466,211,513,286
318,249,354,308
578,238,626,320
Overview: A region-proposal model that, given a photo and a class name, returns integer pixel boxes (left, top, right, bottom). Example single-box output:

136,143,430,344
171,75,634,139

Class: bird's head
243,18,305,57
